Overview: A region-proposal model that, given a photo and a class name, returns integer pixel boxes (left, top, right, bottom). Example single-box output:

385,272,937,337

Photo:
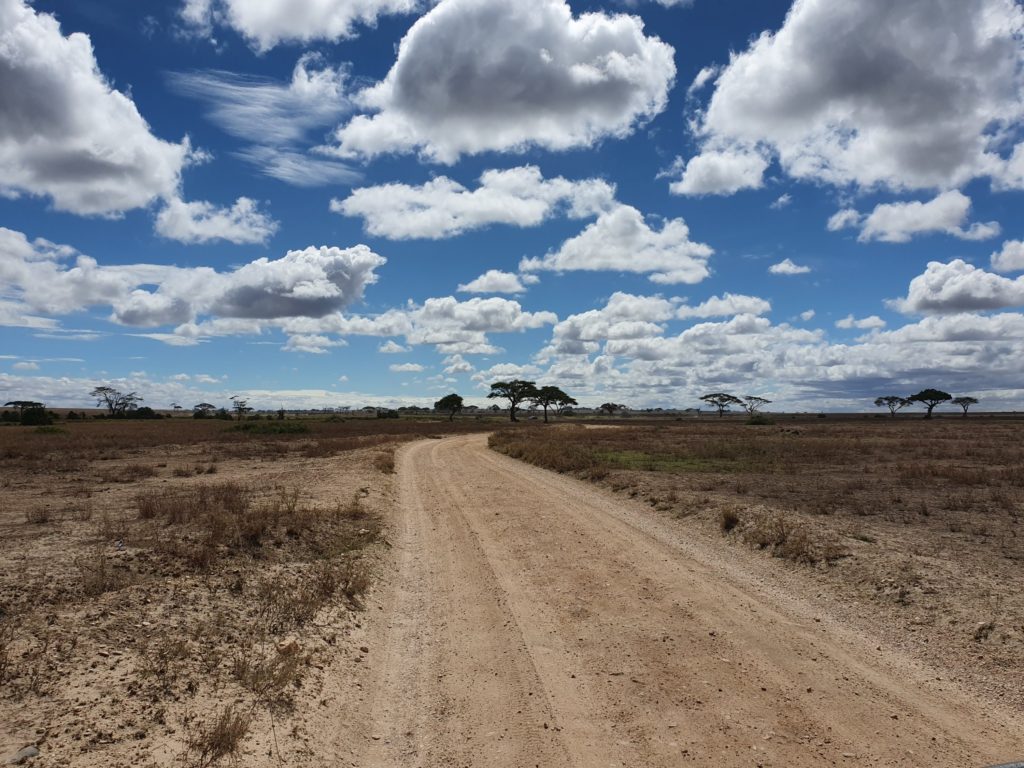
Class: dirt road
357,434,1023,767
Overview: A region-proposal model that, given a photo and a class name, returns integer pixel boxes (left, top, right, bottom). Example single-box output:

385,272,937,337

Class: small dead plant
185,704,251,768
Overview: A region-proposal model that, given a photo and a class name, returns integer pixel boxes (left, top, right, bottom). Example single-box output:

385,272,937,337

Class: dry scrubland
0,416,493,767
490,417,1024,710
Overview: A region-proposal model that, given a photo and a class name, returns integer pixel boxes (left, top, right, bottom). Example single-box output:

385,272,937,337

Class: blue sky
2,0,1023,411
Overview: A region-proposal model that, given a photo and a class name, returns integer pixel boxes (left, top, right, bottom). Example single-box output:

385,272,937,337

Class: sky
1,0,1024,412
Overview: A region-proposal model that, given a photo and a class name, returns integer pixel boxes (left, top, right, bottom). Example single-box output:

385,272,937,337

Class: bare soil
0,417,490,767
355,433,1023,767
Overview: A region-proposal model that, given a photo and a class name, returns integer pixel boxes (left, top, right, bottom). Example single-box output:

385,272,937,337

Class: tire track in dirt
358,434,1023,767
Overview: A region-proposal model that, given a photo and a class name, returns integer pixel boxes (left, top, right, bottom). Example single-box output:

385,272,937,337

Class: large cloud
673,0,1024,195
0,226,385,329
278,294,557,354
180,0,419,51
888,259,1024,314
520,205,712,285
829,191,1001,243
0,0,192,216
528,290,1024,408
333,166,615,239
329,0,675,163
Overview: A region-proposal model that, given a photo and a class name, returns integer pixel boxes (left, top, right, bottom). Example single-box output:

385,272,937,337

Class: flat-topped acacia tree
908,389,952,419
874,396,912,417
530,386,577,423
951,396,979,417
434,393,464,421
699,393,743,417
488,380,538,422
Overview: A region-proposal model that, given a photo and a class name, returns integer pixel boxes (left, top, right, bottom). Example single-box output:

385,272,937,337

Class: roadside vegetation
0,414,495,766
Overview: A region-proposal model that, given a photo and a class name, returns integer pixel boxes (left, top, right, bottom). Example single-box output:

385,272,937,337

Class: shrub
186,705,251,768
21,407,52,426
745,413,775,426
719,507,741,532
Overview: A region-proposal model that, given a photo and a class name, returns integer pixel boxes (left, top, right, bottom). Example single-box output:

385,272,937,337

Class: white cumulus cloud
835,191,1001,244
0,0,192,216
990,240,1024,273
155,197,278,245
835,314,886,330
768,258,810,275
520,205,712,285
683,0,1024,193
888,259,1024,314
328,0,676,163
458,270,536,295
180,0,419,51
333,166,615,239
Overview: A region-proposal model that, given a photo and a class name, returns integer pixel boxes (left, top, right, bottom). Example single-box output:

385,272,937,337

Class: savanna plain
1,413,1022,767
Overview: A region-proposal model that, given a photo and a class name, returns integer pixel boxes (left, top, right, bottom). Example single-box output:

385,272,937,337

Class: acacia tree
4,400,43,416
434,393,464,421
487,380,538,422
908,388,952,419
952,396,979,417
531,386,577,423
700,393,743,418
598,402,626,415
91,386,142,417
874,396,912,418
193,402,216,418
230,396,253,420
742,396,771,415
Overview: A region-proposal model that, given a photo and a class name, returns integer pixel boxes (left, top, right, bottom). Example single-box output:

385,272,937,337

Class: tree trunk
543,406,549,423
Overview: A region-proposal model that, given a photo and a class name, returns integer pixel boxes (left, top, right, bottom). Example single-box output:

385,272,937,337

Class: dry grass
185,704,251,768
0,417,428,766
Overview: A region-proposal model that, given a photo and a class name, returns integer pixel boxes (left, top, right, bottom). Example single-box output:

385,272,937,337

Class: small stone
6,746,40,765
359,646,369,654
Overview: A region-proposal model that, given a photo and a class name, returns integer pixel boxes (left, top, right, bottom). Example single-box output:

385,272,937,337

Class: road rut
358,434,1022,767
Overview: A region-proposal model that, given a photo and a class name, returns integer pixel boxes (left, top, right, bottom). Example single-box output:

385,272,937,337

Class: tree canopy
434,393,464,421
908,389,952,419
741,396,771,415
531,386,577,423
874,396,912,417
699,393,743,417
91,386,142,417
487,380,538,422
951,396,978,417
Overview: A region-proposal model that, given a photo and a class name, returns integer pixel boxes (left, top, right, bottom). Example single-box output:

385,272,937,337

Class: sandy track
357,434,1022,767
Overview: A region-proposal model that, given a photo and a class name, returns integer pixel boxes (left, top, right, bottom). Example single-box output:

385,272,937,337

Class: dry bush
76,549,124,596
186,704,251,768
231,643,304,701
719,507,741,532
139,636,191,688
373,448,396,474
24,506,50,524
736,509,845,565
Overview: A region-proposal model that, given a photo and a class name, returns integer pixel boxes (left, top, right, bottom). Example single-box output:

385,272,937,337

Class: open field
0,416,496,767
2,414,1022,766
490,417,1024,713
